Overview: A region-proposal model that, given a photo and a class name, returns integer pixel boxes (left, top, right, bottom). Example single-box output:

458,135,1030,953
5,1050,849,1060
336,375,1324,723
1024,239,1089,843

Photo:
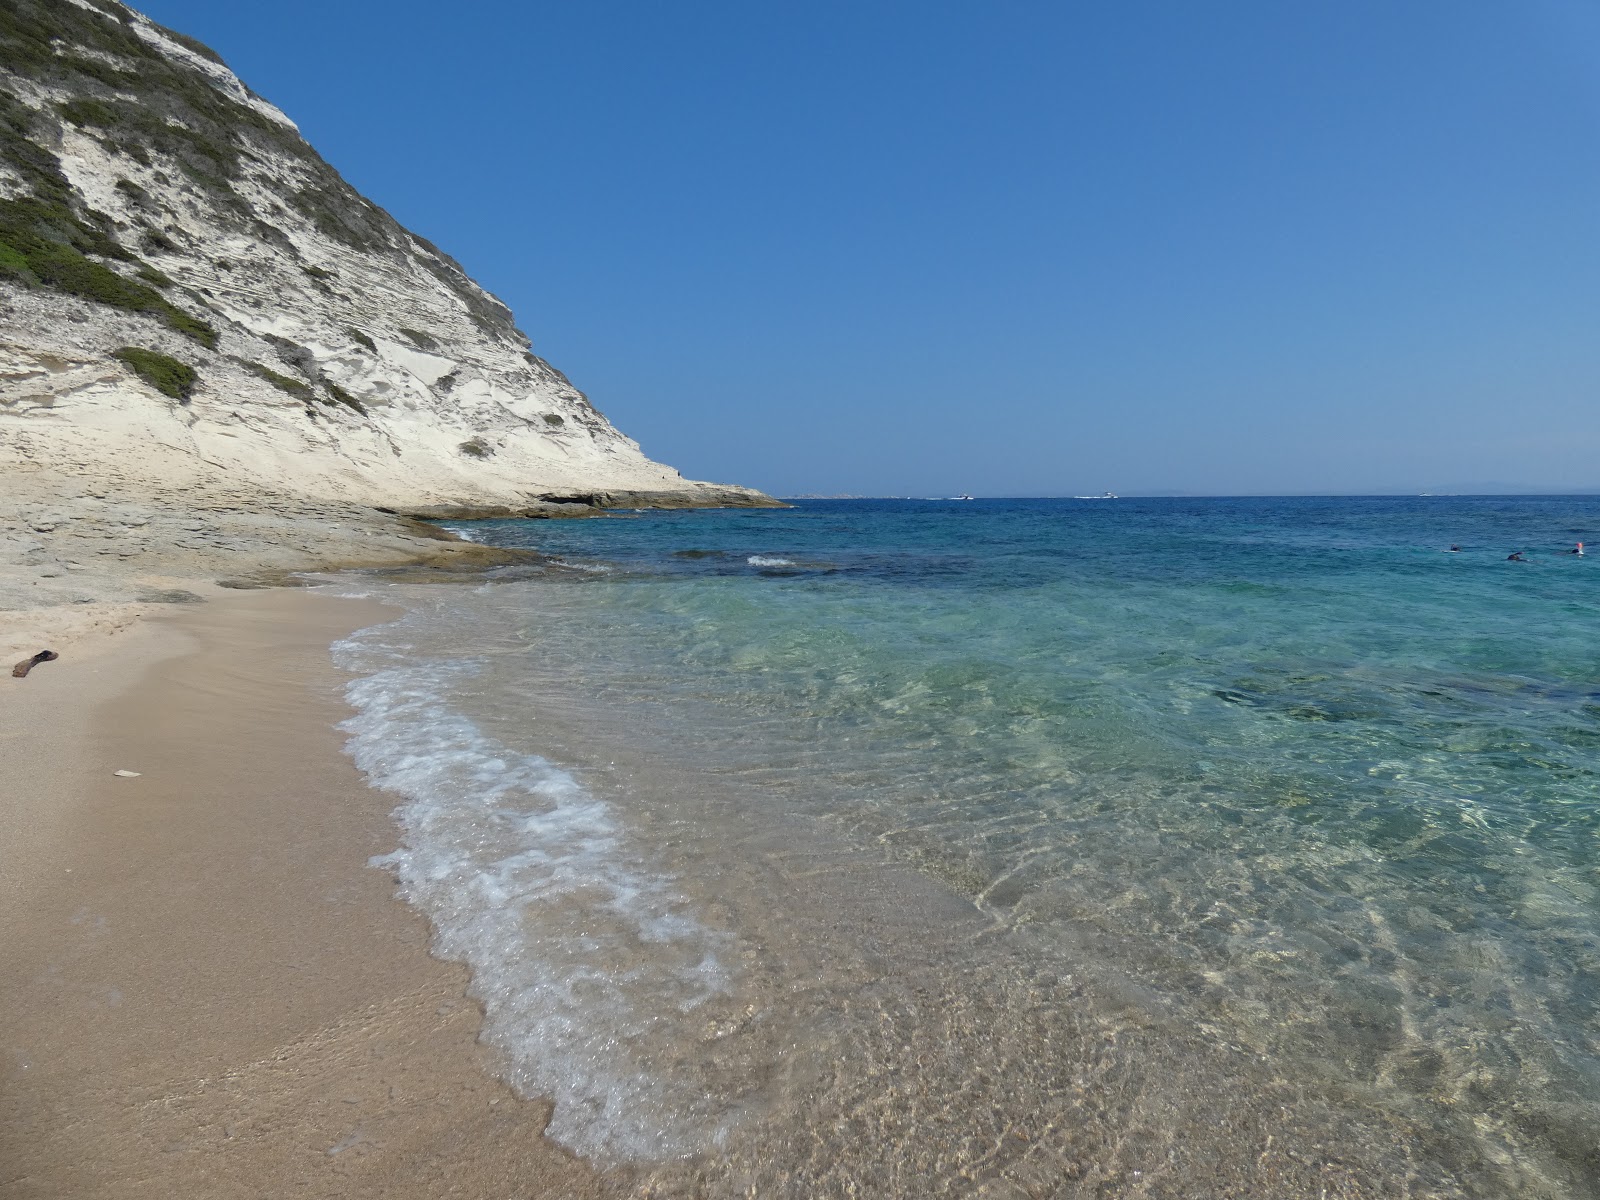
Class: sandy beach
5,0,1593,1191
0,587,610,1199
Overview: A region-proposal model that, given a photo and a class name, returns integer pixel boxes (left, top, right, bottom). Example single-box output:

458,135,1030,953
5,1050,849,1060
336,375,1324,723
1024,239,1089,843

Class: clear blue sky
135,0,1600,496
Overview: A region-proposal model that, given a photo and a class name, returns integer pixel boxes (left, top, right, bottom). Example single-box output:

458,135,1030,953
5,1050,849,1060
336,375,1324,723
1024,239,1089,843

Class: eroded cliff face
0,0,770,510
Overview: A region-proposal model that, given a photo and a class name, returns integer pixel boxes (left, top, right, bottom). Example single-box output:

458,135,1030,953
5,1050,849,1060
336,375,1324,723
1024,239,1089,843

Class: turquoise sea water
337,497,1600,1197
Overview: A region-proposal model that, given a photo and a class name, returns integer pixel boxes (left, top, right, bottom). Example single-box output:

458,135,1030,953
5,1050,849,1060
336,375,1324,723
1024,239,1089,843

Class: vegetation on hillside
243,360,314,401
112,346,197,399
323,381,367,416
399,326,440,352
0,0,519,343
0,89,217,344
242,358,367,418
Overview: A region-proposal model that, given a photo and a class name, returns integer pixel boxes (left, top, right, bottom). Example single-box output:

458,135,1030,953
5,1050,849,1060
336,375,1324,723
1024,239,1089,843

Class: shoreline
6,496,1581,1195
0,456,781,669
0,587,611,1199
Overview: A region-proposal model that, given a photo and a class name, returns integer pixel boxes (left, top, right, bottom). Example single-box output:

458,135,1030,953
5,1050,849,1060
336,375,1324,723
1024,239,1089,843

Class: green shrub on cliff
163,308,219,347
0,92,218,346
244,360,313,401
2,1,522,341
0,241,29,275
0,208,218,347
323,382,367,415
244,363,367,417
112,346,196,400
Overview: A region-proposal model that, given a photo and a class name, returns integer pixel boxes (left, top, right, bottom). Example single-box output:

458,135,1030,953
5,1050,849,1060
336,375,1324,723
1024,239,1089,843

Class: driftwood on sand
12,650,59,678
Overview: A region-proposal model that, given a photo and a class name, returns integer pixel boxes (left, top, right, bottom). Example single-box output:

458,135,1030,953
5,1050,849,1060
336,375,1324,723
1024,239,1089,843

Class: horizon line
774,490,1600,500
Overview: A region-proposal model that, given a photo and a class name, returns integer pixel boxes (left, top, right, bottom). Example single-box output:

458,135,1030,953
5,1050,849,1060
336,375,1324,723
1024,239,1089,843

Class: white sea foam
333,630,734,1163
747,555,797,567
552,558,615,574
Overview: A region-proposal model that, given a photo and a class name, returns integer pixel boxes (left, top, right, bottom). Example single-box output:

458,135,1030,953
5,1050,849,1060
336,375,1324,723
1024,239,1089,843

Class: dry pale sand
0,588,615,1199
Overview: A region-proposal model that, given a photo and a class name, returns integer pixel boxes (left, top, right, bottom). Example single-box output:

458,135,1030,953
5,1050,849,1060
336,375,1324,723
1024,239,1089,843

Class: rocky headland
0,0,776,659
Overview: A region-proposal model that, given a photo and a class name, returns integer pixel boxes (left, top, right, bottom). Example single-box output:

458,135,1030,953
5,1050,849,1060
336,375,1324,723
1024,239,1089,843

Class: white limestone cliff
0,0,772,513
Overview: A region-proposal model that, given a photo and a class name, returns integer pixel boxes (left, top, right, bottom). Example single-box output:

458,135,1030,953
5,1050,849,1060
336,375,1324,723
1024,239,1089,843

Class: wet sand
0,588,609,1199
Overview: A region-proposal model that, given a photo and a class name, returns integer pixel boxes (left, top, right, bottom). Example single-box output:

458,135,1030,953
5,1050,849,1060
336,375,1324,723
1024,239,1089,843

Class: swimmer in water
1567,542,1585,556
1507,551,1527,562
1448,544,1461,552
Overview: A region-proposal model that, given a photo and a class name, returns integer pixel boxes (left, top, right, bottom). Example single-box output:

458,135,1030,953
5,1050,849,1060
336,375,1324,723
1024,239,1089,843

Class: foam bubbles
334,636,735,1163
551,558,615,574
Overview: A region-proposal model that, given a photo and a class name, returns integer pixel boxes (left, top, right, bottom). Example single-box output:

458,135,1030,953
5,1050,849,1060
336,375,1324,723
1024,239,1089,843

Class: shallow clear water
335,497,1600,1197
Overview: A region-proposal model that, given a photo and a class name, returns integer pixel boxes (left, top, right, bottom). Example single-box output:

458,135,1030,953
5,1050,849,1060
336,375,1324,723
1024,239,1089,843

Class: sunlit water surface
334,497,1600,1198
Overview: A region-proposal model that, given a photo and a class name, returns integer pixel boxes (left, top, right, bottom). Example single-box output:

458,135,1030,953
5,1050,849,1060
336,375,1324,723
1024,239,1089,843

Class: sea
329,496,1600,1198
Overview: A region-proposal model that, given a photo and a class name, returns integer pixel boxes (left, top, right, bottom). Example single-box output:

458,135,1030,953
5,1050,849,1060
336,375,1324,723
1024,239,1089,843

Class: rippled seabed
335,497,1600,1198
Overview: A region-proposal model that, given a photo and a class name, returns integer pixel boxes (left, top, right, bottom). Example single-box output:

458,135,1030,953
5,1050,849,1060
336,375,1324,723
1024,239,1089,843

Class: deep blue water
340,496,1600,1195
